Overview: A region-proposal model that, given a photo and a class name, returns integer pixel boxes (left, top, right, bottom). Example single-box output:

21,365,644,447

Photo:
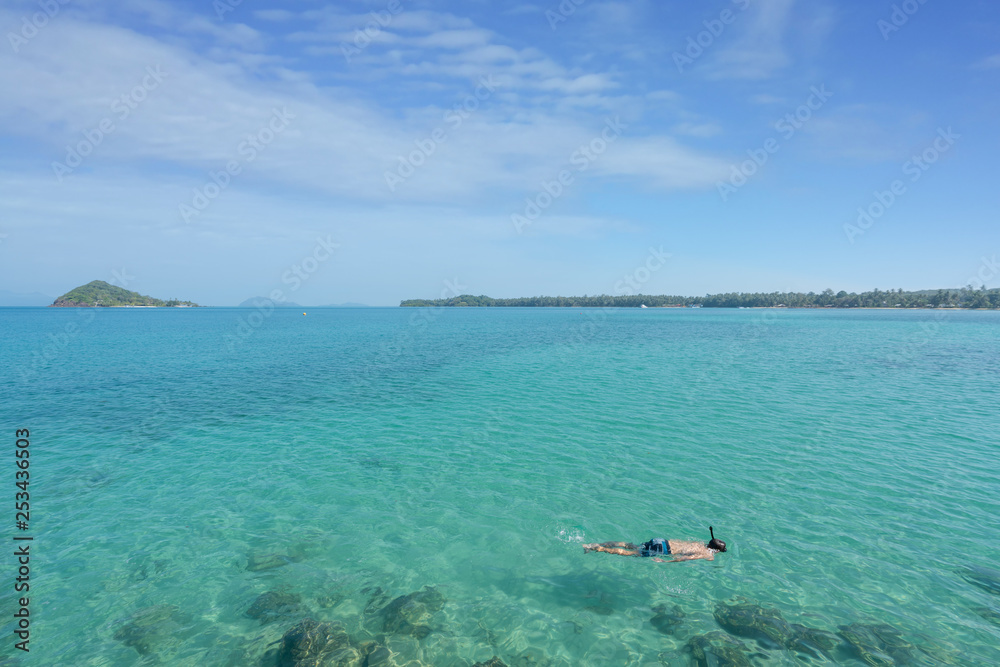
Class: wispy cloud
672,122,723,138
972,54,1000,70
504,4,542,16
797,105,932,163
254,9,295,22
705,0,796,80
750,94,787,105
0,8,728,207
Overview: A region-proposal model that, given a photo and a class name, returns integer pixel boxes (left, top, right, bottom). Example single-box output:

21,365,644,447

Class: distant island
238,297,369,308
239,297,304,309
51,281,199,308
401,288,1000,309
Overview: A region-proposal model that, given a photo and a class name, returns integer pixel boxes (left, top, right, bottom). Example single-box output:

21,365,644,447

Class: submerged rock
583,604,613,616
362,586,393,615
316,592,344,609
472,657,508,667
838,622,916,666
687,631,763,667
87,468,114,488
975,606,1000,625
124,550,170,582
582,590,615,616
713,600,794,649
248,552,302,572
246,590,309,625
510,648,549,666
275,618,352,666
713,599,843,659
649,604,685,635
112,604,181,656
379,586,445,638
962,565,1000,597
326,646,364,666
786,623,843,660
363,643,399,667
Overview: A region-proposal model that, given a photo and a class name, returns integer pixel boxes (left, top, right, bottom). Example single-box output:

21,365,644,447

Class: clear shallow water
1,307,999,666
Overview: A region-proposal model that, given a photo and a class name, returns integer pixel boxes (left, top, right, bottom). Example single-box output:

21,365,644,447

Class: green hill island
50,281,199,308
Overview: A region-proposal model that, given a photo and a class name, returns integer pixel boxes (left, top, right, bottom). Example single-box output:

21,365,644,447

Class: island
238,297,304,309
401,288,1000,309
50,281,199,308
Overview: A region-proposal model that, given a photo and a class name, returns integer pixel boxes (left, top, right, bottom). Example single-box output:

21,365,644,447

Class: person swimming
583,526,727,563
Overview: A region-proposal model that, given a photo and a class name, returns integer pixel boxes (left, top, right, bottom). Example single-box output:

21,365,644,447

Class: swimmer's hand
652,557,666,562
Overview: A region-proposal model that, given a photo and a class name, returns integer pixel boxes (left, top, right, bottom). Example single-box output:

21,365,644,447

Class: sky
0,0,998,306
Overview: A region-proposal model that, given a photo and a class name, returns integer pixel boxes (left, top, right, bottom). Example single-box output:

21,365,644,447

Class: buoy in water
303,312,307,316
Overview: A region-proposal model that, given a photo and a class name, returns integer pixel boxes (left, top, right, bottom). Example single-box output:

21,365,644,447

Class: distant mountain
239,297,304,308
0,290,54,307
51,281,198,307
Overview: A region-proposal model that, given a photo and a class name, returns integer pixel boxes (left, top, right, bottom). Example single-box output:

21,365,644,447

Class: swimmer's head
707,526,727,552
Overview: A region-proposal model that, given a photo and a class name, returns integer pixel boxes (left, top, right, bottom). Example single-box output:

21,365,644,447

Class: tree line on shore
401,287,1000,309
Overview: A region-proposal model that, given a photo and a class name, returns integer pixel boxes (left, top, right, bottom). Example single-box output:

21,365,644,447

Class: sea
1,306,998,666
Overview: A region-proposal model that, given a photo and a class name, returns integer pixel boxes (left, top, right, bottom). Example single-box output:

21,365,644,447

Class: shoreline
17,305,992,311
398,305,993,311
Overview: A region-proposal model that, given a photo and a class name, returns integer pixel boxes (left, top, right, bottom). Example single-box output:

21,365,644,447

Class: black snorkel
708,526,727,553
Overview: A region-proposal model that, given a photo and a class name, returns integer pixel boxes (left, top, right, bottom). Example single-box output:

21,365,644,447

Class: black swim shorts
640,538,670,557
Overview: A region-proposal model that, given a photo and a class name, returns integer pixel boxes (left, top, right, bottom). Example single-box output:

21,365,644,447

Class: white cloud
596,138,731,188
705,0,796,80
972,54,1000,70
504,4,542,16
749,94,787,105
254,10,295,22
66,0,266,49
292,8,474,37
537,73,617,94
672,122,722,138
794,105,931,163
416,28,493,49
0,5,730,215
514,214,639,239
647,90,681,102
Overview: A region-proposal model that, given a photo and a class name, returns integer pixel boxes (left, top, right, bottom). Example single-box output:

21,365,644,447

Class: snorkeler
583,527,727,563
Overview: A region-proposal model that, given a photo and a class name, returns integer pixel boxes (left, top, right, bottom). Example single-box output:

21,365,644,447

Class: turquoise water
2,307,999,666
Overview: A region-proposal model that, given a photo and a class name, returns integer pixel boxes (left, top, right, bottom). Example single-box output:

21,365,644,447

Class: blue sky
1,0,998,306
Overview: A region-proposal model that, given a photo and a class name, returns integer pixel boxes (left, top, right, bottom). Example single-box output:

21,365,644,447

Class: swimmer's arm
657,553,714,563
